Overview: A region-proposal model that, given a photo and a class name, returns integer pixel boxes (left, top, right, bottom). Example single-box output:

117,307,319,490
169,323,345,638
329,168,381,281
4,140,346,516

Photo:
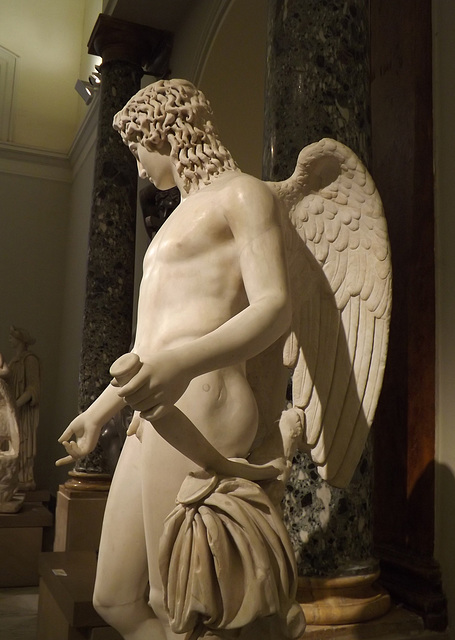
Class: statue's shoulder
220,171,270,196
215,171,277,223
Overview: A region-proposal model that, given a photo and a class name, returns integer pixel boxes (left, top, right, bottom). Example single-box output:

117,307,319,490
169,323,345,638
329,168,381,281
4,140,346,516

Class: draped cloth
159,471,306,640
8,351,40,489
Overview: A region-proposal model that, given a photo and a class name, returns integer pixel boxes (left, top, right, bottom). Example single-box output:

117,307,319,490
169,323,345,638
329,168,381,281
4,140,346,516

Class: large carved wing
267,138,392,489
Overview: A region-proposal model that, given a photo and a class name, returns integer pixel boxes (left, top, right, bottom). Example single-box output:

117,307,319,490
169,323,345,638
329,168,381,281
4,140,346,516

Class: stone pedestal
37,551,122,640
0,502,53,587
53,485,108,553
303,607,449,640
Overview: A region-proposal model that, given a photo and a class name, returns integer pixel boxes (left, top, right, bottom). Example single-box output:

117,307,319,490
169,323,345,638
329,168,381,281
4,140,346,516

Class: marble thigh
93,433,150,608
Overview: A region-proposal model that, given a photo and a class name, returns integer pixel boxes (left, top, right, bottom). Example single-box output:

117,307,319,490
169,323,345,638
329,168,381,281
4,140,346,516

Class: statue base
64,470,112,491
298,569,391,625
0,493,25,513
0,501,53,586
54,483,110,552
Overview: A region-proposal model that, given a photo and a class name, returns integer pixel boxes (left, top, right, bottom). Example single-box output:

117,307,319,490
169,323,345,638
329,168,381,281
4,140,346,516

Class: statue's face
8,334,20,349
131,141,176,191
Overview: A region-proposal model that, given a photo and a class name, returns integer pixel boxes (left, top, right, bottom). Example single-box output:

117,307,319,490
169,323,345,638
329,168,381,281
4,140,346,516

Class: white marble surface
0,587,38,640
56,80,391,639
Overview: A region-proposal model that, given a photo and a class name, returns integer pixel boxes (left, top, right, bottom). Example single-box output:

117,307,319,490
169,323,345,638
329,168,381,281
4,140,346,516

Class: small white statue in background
57,79,391,640
8,326,40,491
0,352,21,511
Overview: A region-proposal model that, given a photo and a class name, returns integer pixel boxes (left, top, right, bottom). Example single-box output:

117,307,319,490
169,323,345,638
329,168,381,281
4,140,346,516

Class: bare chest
143,195,234,271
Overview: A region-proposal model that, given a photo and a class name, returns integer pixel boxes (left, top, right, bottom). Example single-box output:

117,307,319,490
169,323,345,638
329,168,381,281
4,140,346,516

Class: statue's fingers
123,387,164,412
58,428,76,443
55,454,75,467
126,412,140,436
141,403,169,422
119,387,147,406
62,440,83,458
115,368,147,397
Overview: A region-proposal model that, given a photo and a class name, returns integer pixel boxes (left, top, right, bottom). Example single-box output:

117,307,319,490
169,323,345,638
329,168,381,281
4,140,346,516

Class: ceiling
0,0,104,154
0,0,232,156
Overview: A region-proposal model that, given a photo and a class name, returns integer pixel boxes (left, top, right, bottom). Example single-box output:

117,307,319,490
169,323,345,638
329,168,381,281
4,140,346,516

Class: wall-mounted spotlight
75,67,101,105
89,66,101,86
75,79,95,104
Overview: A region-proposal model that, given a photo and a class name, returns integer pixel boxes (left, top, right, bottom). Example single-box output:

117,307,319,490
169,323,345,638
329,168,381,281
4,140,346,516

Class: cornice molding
0,93,99,183
0,141,71,183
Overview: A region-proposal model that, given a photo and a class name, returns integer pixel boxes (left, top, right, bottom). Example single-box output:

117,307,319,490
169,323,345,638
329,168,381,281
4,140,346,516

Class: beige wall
171,0,267,178
51,119,98,489
434,0,455,627
196,0,267,178
0,167,70,488
0,98,98,490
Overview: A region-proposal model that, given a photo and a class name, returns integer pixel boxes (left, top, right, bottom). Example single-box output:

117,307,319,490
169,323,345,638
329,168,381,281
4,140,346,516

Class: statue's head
9,326,35,348
113,79,237,194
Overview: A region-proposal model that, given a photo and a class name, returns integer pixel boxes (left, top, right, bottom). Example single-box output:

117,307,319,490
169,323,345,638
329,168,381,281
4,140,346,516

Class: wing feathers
266,138,392,487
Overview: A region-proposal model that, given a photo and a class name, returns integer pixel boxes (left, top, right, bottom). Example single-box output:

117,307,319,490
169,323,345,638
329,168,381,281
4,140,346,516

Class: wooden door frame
370,0,447,629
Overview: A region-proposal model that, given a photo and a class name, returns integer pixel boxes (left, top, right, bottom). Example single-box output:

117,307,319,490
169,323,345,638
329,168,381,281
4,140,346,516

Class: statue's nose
137,160,147,179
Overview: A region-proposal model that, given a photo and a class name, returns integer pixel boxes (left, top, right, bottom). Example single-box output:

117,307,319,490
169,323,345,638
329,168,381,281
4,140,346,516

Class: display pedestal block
303,606,449,640
54,485,108,552
36,552,448,640
37,551,122,640
299,570,391,625
23,489,51,504
0,502,53,586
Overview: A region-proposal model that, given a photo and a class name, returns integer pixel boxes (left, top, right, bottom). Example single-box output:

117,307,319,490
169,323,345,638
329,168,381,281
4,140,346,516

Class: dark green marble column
69,15,172,484
263,0,388,621
263,0,371,180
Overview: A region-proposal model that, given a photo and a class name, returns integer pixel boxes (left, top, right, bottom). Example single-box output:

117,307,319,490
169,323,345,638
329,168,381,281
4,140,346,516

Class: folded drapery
159,471,306,639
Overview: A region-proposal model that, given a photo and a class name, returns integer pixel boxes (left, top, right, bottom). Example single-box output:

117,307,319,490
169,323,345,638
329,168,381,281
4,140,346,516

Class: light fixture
89,65,101,86
75,66,101,105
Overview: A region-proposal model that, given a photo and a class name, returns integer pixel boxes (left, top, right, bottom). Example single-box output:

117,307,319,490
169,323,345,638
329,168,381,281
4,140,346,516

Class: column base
303,605,448,640
64,470,111,491
298,569,391,625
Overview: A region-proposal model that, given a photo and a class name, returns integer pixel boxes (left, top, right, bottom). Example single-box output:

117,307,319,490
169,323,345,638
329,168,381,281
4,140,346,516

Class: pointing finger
55,455,75,467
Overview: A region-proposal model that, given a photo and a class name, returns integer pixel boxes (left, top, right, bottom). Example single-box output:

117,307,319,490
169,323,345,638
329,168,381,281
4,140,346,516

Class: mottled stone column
69,15,172,484
263,0,388,623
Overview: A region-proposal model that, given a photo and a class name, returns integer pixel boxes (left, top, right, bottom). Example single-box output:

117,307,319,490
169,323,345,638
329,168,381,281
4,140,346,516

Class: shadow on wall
434,462,455,630
376,460,451,631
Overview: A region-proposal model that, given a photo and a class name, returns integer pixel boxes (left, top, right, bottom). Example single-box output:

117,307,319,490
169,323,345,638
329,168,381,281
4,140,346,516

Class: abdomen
176,366,258,459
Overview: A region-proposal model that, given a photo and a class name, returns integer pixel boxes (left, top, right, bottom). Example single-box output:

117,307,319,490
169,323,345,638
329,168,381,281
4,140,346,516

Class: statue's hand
16,392,30,408
56,413,101,466
112,351,192,421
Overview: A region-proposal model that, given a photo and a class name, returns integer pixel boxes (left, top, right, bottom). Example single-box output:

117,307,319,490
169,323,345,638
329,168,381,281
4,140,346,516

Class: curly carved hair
113,79,238,194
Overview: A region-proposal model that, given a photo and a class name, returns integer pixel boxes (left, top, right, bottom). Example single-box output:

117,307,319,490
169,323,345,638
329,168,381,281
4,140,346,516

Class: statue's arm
0,353,9,379
56,383,125,466
16,353,40,407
